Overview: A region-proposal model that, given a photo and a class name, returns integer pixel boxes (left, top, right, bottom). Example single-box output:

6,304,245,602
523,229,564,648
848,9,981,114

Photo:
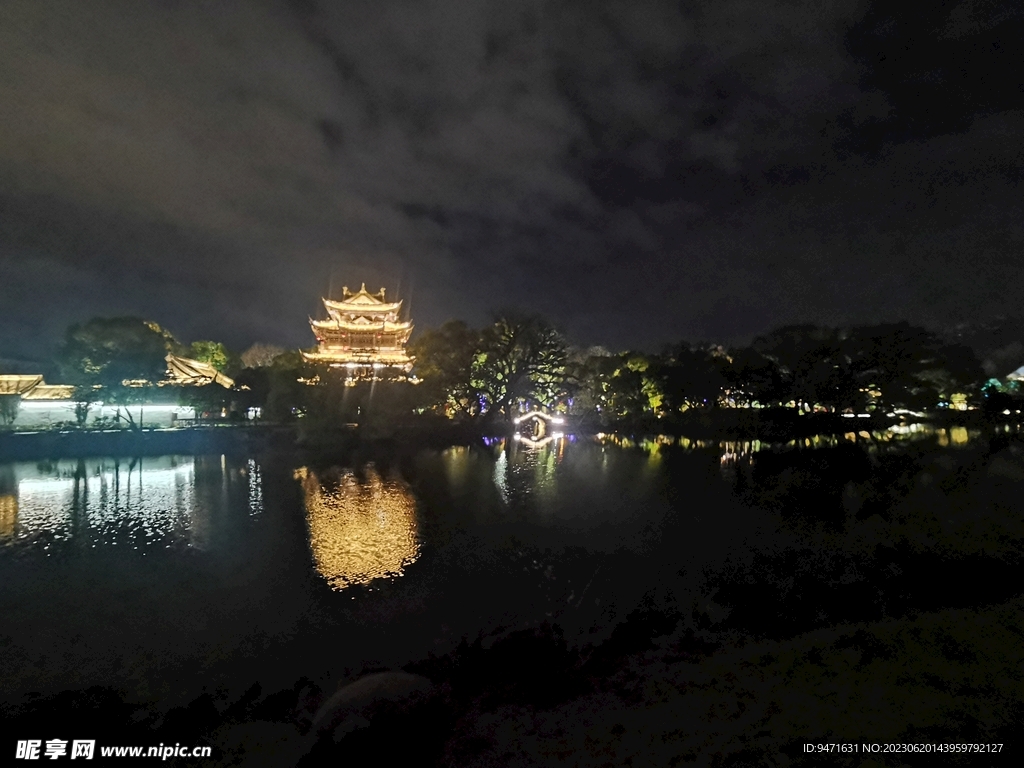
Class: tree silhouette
58,317,178,428
471,314,568,420
408,320,482,418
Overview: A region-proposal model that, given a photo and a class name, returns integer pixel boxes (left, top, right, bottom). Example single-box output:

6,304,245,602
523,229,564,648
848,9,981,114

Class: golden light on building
0,494,16,538
295,465,419,590
301,284,414,378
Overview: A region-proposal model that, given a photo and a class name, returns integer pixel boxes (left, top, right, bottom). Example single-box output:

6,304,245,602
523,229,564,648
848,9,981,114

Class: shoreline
0,424,297,462
0,409,1013,461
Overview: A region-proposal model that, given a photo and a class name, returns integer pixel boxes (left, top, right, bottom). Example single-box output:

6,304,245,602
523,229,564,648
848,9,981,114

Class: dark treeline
5,313,1024,433
406,316,1011,432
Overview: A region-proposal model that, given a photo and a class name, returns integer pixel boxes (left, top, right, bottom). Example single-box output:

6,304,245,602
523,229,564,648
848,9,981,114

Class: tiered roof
302,284,414,370
323,284,403,317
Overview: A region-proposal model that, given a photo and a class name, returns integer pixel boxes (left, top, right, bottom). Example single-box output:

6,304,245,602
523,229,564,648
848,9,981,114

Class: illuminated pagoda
302,284,414,377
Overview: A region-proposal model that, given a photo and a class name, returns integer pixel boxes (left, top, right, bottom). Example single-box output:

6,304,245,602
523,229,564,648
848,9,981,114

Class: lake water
0,425,1017,707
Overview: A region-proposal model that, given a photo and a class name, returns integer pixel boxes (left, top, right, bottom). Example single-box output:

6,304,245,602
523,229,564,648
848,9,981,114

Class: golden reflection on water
295,465,420,590
0,494,16,539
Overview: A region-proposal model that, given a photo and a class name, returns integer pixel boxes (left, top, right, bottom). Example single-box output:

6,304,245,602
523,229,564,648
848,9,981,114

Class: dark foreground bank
5,596,1024,767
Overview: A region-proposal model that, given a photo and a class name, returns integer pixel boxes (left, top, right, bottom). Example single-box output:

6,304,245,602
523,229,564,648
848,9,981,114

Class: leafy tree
749,322,986,412
797,345,861,412
843,324,984,410
60,317,175,385
240,343,287,369
470,314,567,419
187,340,230,372
302,369,357,427
753,325,860,412
178,380,232,422
722,348,789,407
605,354,657,419
656,345,730,412
564,347,618,422
72,384,97,426
264,351,318,421
408,320,482,418
982,383,1024,414
58,317,178,428
566,350,671,423
233,367,271,413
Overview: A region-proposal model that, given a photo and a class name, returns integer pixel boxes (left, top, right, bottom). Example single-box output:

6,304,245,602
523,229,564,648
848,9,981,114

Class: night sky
1,0,1023,362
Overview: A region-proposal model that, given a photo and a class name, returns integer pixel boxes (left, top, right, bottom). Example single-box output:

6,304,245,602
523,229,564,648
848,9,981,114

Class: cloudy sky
1,0,1022,360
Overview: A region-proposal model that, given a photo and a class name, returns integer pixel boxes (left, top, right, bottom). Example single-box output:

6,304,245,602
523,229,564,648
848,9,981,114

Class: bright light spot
295,466,419,590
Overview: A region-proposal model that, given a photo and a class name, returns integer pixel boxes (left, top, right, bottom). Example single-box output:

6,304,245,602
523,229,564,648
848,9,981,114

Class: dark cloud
844,0,1024,149
1,0,1022,361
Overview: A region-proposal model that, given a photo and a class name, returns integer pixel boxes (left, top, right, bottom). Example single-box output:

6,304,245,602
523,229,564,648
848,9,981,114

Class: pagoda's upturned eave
311,318,412,331
322,297,403,314
301,349,414,366
311,328,413,341
302,346,414,357
313,328,414,339
313,344,411,351
312,338,414,349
